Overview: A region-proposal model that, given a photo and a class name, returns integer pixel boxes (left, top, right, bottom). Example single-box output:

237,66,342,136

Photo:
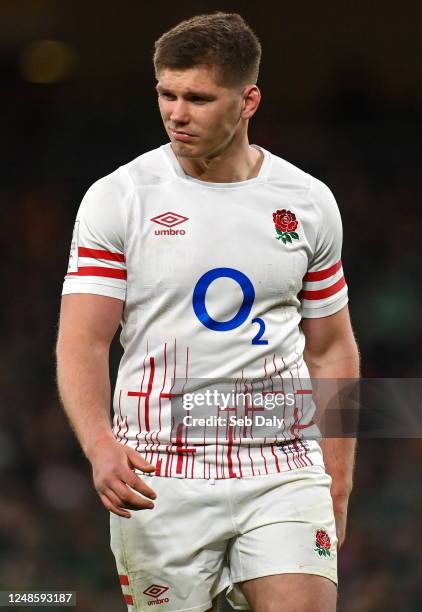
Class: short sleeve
62,173,128,301
300,178,348,318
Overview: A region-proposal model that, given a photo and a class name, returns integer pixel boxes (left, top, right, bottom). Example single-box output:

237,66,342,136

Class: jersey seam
118,166,139,249
305,175,319,263
160,144,180,178
119,164,136,189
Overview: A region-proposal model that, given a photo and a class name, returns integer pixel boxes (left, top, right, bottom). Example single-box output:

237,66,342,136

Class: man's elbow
304,337,360,372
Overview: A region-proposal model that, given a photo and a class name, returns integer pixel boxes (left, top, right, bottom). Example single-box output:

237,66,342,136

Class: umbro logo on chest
151,211,188,236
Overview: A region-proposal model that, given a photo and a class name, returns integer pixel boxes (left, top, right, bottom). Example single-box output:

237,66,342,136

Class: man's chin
170,141,202,158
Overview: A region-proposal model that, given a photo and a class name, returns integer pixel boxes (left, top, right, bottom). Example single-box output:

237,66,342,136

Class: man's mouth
170,129,196,142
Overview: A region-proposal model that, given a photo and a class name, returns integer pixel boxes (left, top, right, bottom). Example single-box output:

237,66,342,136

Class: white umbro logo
151,211,188,236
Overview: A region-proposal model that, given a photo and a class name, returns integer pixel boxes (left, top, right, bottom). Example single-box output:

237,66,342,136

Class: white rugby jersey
62,143,348,479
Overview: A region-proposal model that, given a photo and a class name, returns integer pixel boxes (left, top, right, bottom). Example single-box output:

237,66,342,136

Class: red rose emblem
273,209,299,245
273,209,298,233
315,530,331,550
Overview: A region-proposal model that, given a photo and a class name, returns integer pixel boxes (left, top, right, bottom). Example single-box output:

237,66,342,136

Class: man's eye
159,92,175,100
190,97,207,104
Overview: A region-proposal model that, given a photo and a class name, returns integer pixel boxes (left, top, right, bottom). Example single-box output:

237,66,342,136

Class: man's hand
87,435,157,519
332,492,349,550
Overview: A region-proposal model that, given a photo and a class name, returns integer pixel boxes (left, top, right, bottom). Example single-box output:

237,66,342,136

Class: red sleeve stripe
124,594,134,605
119,575,129,586
300,276,346,300
303,260,342,282
67,266,127,279
78,247,125,262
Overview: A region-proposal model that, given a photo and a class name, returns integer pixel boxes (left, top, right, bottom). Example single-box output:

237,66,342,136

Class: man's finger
113,481,155,510
126,448,156,473
99,492,131,519
126,473,157,500
104,487,129,510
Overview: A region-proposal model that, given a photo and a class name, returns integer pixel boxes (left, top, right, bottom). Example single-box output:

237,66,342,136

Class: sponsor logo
143,584,170,606
151,212,188,236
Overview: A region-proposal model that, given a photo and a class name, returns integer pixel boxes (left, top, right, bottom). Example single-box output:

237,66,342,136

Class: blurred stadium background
1,1,421,610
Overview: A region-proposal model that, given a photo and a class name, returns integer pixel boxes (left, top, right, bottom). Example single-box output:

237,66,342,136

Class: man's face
156,65,246,159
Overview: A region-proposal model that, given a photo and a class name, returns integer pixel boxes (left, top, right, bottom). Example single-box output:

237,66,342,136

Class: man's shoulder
265,149,312,192
266,149,335,210
88,145,173,198
120,144,175,188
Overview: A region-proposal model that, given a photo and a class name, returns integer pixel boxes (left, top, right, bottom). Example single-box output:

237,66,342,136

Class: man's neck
172,140,264,183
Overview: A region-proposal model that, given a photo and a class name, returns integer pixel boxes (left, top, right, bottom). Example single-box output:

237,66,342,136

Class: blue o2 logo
192,267,268,344
193,268,254,331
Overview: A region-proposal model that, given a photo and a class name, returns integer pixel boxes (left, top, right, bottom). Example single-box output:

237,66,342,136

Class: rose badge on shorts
273,209,299,245
314,529,332,558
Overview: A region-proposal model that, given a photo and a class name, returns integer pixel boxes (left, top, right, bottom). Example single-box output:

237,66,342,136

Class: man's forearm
305,346,360,498
320,437,356,500
56,336,115,458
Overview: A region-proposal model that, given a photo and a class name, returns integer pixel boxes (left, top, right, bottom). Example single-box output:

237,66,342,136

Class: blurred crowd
1,16,422,612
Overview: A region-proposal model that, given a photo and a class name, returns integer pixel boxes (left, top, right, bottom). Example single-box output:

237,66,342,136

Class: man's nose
170,100,189,123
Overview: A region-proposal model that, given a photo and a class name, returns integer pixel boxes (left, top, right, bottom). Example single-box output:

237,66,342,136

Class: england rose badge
273,209,299,245
314,529,332,558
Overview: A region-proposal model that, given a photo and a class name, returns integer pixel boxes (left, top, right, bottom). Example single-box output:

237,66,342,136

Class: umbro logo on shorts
151,212,188,236
143,584,170,605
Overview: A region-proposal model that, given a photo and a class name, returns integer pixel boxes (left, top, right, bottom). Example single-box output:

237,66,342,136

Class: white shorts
110,465,337,612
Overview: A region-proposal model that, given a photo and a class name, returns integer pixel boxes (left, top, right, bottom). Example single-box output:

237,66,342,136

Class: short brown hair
153,12,261,87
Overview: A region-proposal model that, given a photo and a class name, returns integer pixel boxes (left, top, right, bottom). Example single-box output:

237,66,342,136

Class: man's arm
301,304,360,548
56,293,157,518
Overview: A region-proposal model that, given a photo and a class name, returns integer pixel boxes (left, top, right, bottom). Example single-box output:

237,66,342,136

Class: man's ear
241,85,261,119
